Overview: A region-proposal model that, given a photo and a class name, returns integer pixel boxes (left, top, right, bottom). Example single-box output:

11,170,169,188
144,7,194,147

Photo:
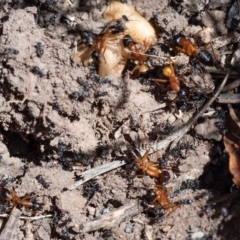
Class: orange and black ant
154,57,181,92
122,34,150,74
128,148,161,178
89,17,128,60
75,17,128,65
1,187,42,211
141,184,177,221
148,185,177,214
173,33,214,66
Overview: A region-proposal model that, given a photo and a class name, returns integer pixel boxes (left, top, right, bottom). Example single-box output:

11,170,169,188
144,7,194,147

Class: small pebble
162,225,171,232
221,207,228,217
125,224,133,233
101,208,110,215
191,231,205,239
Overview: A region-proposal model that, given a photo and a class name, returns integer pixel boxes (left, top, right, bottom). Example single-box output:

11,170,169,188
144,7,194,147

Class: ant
59,157,73,172
148,185,177,214
129,148,161,178
35,42,44,57
61,230,71,240
36,175,50,189
90,18,127,55
32,66,45,78
1,177,16,185
4,47,19,55
57,140,69,157
122,34,150,74
154,57,181,92
141,200,165,222
81,17,128,66
11,0,20,9
70,91,89,101
95,91,108,98
173,33,214,66
107,17,128,33
0,187,42,211
77,77,92,91
45,14,58,27
82,180,101,201
80,31,96,47
74,153,91,166
46,0,57,5
180,179,199,191
74,18,127,71
101,229,113,238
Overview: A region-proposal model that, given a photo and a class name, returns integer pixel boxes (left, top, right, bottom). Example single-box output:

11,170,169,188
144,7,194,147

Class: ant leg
152,79,169,88
142,150,150,162
191,29,203,48
10,190,18,199
153,79,168,83
130,64,140,75
22,195,34,201
165,203,178,216
206,42,219,67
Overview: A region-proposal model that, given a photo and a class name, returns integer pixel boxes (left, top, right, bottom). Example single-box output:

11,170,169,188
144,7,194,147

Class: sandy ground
0,0,240,239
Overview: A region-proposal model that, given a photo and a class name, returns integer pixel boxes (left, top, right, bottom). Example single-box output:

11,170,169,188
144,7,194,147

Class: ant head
1,187,11,200
122,15,129,21
177,88,188,100
162,65,174,77
139,64,149,74
91,50,99,61
173,33,185,46
122,34,133,47
32,202,42,211
146,189,156,199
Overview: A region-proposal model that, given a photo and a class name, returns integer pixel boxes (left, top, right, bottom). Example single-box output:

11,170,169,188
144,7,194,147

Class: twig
80,200,140,233
212,32,240,49
139,103,167,115
68,160,126,190
0,214,52,220
217,93,240,103
146,68,231,153
0,207,21,240
221,78,240,92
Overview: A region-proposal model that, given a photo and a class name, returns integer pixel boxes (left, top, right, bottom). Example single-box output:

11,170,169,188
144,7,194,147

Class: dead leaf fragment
223,135,240,186
98,33,128,77
72,44,92,65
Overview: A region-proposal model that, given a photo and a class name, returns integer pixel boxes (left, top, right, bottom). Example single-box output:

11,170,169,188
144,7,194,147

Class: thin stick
80,200,140,233
139,103,167,115
145,68,231,154
0,214,52,220
68,160,126,190
212,32,240,49
221,78,240,92
217,93,240,104
0,207,21,240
